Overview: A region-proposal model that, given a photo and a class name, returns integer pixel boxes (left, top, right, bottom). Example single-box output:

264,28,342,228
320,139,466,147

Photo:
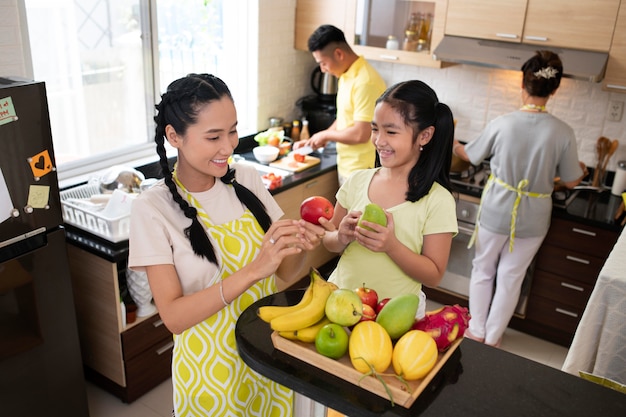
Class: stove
450,161,577,209
450,161,490,198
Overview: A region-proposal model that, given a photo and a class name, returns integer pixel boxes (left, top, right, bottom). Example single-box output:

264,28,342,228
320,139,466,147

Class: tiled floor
86,300,570,417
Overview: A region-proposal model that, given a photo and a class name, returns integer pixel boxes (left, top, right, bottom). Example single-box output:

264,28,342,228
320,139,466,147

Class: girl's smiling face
167,97,238,190
371,102,421,169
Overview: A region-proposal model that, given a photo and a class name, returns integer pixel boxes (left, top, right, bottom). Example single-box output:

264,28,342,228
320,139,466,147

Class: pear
358,203,387,231
376,293,419,339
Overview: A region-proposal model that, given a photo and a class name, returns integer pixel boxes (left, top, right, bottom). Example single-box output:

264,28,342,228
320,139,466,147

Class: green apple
325,288,363,327
358,203,387,231
315,323,349,359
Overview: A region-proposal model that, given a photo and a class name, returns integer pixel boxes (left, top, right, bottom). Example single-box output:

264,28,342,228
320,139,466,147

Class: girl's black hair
154,73,272,265
375,80,454,202
521,50,563,97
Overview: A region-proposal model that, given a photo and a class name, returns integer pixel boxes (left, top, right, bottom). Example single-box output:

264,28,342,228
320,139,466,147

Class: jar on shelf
402,13,421,51
386,35,399,50
417,13,433,51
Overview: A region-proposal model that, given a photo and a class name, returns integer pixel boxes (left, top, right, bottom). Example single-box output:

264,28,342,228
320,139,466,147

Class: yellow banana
257,275,315,323
283,316,331,343
278,316,329,342
277,330,299,341
270,269,336,332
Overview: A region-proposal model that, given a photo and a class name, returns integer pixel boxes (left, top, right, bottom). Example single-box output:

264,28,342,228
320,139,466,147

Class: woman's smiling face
167,97,238,189
371,102,421,169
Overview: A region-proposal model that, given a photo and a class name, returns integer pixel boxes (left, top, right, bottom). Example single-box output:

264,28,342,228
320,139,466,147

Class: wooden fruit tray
271,331,462,408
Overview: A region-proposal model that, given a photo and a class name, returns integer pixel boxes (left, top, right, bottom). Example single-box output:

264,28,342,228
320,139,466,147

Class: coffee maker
296,68,338,134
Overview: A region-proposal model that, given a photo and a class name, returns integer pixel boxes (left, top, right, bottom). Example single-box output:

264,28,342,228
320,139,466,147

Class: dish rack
60,183,130,242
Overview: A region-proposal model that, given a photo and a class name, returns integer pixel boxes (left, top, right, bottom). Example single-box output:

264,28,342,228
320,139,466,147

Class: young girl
321,80,458,318
453,51,585,347
128,73,325,416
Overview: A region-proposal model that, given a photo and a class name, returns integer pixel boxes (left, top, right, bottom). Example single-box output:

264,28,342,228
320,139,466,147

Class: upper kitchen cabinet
295,0,448,68
294,0,353,51
445,0,527,42
445,0,620,51
603,3,626,92
347,0,448,67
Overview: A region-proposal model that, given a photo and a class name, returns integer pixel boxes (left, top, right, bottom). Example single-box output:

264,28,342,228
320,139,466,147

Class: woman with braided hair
128,73,325,416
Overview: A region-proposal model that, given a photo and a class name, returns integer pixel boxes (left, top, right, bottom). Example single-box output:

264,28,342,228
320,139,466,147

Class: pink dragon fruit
412,304,470,351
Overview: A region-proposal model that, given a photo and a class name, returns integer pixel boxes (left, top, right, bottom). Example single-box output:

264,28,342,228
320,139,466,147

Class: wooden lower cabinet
67,244,173,403
513,218,618,346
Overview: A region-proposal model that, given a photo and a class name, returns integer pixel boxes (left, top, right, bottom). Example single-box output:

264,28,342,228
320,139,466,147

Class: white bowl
253,145,280,164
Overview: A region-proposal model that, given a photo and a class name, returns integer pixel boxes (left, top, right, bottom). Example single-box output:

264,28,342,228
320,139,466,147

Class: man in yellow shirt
295,25,386,185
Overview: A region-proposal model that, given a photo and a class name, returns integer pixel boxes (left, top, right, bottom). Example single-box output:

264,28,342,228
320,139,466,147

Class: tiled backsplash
371,61,626,172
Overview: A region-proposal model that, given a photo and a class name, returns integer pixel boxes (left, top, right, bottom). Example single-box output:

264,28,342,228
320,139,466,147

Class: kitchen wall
4,0,625,172
371,61,626,171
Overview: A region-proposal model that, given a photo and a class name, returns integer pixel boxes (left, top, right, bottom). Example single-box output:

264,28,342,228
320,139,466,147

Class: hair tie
221,167,237,185
183,206,197,218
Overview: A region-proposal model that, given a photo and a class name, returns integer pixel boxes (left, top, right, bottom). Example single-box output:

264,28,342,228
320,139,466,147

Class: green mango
376,293,419,339
358,203,387,231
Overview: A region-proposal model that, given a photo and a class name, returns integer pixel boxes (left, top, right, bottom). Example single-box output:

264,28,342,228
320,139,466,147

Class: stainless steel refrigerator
0,77,89,416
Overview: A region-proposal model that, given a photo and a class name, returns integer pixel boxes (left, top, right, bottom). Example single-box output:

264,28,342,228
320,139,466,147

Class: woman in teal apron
129,74,325,416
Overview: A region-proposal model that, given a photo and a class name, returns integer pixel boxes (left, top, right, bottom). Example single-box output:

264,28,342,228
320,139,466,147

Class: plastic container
611,160,626,195
60,183,132,242
386,35,399,50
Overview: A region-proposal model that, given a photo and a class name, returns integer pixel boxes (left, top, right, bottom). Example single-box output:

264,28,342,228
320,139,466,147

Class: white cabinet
445,0,620,51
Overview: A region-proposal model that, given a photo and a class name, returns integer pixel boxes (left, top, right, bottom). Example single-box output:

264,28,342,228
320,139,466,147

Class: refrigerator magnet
27,185,50,210
27,149,55,180
0,96,18,126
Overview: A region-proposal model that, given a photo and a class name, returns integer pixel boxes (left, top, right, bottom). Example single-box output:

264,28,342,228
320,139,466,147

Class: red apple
300,196,334,225
355,283,378,309
359,304,377,322
376,297,391,314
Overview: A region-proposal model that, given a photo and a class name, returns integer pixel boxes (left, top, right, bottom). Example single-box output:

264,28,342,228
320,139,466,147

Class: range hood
433,36,608,83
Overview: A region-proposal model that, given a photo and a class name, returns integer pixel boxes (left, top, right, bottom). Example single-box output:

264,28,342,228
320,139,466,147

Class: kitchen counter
236,290,626,417
552,188,624,232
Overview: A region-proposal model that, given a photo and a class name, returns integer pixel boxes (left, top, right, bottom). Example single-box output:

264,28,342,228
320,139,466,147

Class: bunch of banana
278,317,331,343
257,268,337,332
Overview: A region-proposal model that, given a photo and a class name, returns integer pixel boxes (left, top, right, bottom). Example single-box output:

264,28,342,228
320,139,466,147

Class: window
23,0,256,184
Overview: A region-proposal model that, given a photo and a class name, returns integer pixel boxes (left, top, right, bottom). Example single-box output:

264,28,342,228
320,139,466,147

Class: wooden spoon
592,137,610,186
601,139,619,173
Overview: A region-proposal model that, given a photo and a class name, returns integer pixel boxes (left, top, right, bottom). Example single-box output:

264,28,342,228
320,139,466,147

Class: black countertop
553,188,624,232
236,290,626,417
